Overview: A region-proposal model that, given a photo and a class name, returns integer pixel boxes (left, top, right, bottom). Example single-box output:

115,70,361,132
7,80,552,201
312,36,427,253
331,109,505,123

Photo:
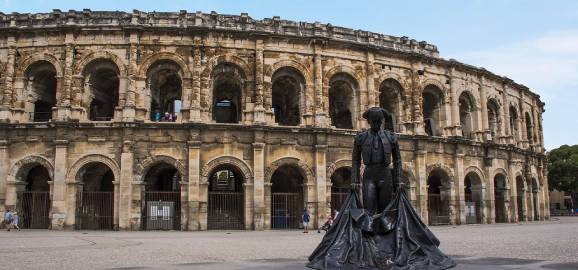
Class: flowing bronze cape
307,188,456,270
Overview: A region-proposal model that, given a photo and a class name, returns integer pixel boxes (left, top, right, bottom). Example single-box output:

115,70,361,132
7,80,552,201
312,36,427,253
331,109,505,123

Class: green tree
548,144,578,209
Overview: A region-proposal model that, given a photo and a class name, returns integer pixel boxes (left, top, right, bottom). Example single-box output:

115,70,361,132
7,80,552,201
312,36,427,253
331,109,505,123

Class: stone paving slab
0,217,576,270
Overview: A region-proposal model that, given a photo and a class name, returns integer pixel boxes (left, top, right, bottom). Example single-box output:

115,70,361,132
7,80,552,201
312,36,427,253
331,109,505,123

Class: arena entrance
142,163,181,230
464,172,483,224
516,176,525,221
330,167,351,212
75,162,114,230
207,165,245,230
16,164,51,229
494,174,507,223
427,169,451,225
271,164,305,229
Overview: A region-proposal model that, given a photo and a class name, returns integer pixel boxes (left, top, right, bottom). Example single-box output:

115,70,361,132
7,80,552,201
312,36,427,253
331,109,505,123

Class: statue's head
363,107,387,132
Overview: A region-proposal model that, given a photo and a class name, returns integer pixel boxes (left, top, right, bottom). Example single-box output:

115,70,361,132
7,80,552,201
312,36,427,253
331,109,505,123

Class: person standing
12,211,20,231
4,209,12,232
302,208,310,233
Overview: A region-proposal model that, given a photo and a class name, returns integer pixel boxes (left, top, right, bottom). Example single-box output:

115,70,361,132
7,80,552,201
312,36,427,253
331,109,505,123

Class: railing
142,191,181,230
76,191,114,230
17,191,51,229
207,191,244,230
271,192,303,229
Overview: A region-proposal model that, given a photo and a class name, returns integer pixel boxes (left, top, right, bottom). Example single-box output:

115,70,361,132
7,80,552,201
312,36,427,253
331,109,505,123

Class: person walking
12,211,20,231
302,208,310,233
4,209,13,232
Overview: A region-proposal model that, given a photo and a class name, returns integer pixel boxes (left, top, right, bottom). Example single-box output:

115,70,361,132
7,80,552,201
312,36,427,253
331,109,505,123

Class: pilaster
51,139,68,229
252,141,265,230
187,140,201,230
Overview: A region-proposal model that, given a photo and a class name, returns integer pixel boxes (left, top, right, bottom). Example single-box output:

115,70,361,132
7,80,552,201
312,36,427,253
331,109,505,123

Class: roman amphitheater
0,10,547,231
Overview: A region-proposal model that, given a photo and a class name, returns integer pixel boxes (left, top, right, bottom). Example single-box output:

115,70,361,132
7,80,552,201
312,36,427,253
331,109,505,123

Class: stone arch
464,166,486,187
458,90,479,110
265,157,315,185
16,52,64,77
421,79,448,101
493,168,509,183
135,155,187,182
326,159,352,183
376,72,407,91
73,51,127,76
326,68,360,129
200,156,254,184
65,154,120,184
8,155,54,182
426,163,454,183
138,52,192,78
201,54,254,81
270,60,313,85
323,65,364,87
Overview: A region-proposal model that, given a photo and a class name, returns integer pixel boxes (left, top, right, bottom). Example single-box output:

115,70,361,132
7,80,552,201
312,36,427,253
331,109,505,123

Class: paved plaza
0,217,576,270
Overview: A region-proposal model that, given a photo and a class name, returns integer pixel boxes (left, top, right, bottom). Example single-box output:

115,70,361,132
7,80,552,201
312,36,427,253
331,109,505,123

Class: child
4,209,12,231
12,211,20,231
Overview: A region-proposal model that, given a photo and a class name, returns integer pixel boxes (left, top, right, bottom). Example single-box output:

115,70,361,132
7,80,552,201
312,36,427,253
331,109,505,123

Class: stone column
187,140,201,231
112,180,120,230
484,164,493,224
415,141,428,221
252,142,265,230
0,140,8,207
479,76,489,141
532,108,540,148
501,83,511,144
119,140,134,230
315,144,328,228
254,39,266,124
51,140,68,230
410,69,424,135
313,43,328,127
190,43,202,121
365,51,376,108
0,43,16,122
123,40,138,122
454,146,466,225
54,37,74,121
180,77,192,122
117,76,131,121
449,69,460,136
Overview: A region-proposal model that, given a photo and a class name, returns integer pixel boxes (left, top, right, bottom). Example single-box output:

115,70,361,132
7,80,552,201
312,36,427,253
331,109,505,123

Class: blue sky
1,0,577,150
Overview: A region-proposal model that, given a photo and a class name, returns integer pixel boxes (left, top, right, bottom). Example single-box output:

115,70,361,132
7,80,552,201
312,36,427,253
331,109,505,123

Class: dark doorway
329,73,356,129
271,164,305,229
422,85,444,136
207,165,245,230
464,172,483,224
83,59,120,121
75,162,114,230
17,164,51,229
147,60,182,122
427,169,450,225
212,63,243,123
330,167,351,212
25,61,57,122
142,163,181,230
271,67,302,126
494,174,507,223
516,176,525,221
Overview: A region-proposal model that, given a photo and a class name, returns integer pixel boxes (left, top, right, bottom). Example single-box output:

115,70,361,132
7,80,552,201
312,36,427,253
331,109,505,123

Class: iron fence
17,191,51,229
76,191,114,230
142,191,181,230
271,192,303,229
207,191,244,230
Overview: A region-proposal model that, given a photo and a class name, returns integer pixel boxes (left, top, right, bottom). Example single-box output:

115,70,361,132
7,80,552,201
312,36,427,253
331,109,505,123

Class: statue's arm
391,132,402,190
352,134,361,185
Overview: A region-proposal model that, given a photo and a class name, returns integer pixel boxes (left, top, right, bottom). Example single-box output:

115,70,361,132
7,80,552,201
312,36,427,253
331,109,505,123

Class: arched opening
516,176,525,221
330,167,351,212
17,164,51,229
494,174,507,223
75,162,114,230
379,78,404,132
509,106,519,140
271,164,305,229
329,73,356,129
142,162,181,230
271,67,303,126
532,178,539,221
207,165,245,230
464,172,483,224
212,63,244,123
422,85,445,136
487,99,501,142
147,60,182,122
459,92,476,139
525,112,533,144
82,59,119,121
25,61,57,122
427,168,451,225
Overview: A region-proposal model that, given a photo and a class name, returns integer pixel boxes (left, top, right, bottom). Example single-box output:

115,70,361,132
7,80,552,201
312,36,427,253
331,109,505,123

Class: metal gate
17,191,51,229
428,194,449,225
142,192,180,230
464,194,481,224
516,195,524,221
271,192,303,229
76,192,114,230
208,191,244,230
495,193,506,223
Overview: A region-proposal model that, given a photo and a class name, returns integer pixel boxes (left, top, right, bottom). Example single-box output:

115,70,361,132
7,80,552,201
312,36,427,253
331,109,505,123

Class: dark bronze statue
308,107,456,270
352,107,402,214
